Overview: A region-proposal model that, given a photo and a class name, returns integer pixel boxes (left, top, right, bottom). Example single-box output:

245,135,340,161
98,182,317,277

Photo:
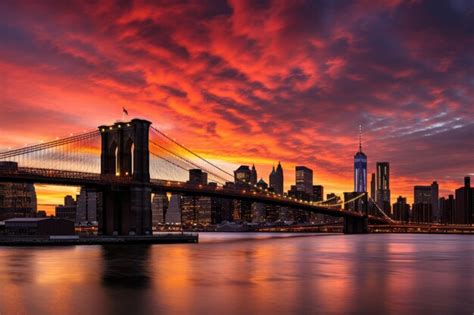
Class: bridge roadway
0,167,388,223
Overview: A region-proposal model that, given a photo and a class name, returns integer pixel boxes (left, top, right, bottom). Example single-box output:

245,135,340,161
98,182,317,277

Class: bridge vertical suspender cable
150,126,234,178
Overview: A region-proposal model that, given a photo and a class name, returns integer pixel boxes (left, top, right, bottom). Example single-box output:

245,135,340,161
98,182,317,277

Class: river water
0,233,473,315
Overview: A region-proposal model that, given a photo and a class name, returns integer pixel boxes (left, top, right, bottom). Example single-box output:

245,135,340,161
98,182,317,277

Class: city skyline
1,1,473,208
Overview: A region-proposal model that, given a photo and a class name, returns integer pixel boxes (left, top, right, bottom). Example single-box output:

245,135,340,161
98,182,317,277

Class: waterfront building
431,181,439,220
232,199,252,222
413,182,439,222
0,182,37,221
181,195,199,225
269,162,284,195
0,162,37,221
4,217,74,236
218,198,233,222
165,194,181,224
181,195,214,226
252,179,268,222
76,187,101,223
376,162,391,215
412,203,432,223
55,195,77,221
152,193,169,226
288,185,311,222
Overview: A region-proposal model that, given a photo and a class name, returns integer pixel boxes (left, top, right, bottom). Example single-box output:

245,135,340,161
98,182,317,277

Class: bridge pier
100,185,152,235
343,216,369,234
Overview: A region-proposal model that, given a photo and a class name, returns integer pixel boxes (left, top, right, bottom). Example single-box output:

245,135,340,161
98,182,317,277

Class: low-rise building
4,217,75,235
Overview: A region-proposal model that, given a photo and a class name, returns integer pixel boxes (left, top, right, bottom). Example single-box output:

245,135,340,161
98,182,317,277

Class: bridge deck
0,167,388,223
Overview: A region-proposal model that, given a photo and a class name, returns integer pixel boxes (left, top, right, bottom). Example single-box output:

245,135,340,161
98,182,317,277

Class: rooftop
4,218,49,222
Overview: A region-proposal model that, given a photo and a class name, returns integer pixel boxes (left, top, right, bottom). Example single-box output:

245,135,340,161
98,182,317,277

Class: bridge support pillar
343,216,369,234
130,185,152,235
99,185,152,236
98,119,152,236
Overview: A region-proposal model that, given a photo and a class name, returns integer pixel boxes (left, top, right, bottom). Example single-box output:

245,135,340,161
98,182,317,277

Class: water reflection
101,245,151,289
0,234,473,315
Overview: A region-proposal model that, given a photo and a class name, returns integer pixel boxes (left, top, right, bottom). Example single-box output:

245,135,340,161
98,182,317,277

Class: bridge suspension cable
0,130,101,173
149,140,231,184
322,192,366,208
368,197,396,223
150,126,233,178
0,130,99,159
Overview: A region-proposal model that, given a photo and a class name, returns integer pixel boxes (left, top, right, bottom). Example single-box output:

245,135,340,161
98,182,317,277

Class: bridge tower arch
98,119,152,235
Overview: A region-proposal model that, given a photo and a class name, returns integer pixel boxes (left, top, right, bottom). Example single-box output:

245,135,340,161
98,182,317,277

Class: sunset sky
1,0,473,209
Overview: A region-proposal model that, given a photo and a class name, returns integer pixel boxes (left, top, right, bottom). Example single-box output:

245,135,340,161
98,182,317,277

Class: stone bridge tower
98,118,152,235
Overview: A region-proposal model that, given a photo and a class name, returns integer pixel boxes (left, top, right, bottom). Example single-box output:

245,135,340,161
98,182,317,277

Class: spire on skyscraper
354,125,367,193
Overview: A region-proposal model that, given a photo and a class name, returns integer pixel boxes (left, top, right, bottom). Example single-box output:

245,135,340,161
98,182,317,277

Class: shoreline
0,233,199,246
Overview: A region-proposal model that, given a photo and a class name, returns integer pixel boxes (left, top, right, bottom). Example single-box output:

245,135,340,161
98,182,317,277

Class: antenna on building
359,124,363,152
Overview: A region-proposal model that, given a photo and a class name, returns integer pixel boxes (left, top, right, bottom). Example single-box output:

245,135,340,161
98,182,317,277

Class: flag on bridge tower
122,107,129,121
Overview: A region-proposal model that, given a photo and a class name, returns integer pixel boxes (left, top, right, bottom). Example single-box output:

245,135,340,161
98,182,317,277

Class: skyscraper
55,195,77,221
440,195,455,224
413,181,438,223
354,126,367,192
269,162,284,195
455,176,473,224
376,162,391,215
295,166,313,195
370,173,375,200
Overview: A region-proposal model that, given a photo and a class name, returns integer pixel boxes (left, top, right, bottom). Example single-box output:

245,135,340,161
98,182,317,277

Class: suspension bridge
0,118,392,235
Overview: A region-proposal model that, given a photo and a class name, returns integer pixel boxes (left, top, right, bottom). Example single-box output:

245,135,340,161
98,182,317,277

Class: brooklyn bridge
0,118,392,235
